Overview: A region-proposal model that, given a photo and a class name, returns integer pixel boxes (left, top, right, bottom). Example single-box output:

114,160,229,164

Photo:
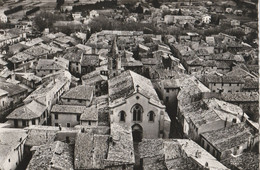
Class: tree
33,12,66,32
152,0,160,8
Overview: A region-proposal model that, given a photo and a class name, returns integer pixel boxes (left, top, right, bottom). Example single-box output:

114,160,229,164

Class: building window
55,114,58,120
206,144,210,152
221,83,224,86
148,111,155,122
166,97,169,102
68,99,70,102
212,90,215,92
88,121,91,126
119,111,126,122
132,104,143,121
67,123,70,127
32,119,35,125
213,83,216,86
229,83,231,86
166,89,169,93
55,123,58,126
77,115,80,121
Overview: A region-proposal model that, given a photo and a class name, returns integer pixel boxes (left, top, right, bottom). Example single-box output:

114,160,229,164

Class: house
74,123,134,169
178,81,247,141
221,151,259,170
108,70,171,141
15,73,42,89
8,52,35,70
202,73,245,93
200,122,258,160
51,104,87,127
63,48,84,76
80,105,98,127
24,125,78,149
27,141,74,170
72,12,82,21
81,54,100,75
61,85,94,107
74,130,109,170
0,89,8,114
23,46,49,59
164,15,196,25
139,139,228,170
6,100,47,128
221,92,259,122
202,15,211,24
231,19,240,27
0,128,27,170
158,78,180,116
242,21,258,34
0,81,28,109
24,70,72,115
177,76,241,137
82,70,108,97
36,58,68,77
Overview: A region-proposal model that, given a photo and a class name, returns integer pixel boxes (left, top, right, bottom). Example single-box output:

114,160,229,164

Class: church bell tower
108,36,121,79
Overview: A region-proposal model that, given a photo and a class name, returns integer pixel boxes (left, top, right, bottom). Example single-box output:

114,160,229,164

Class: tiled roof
221,151,259,170
36,59,66,70
51,104,86,114
221,92,258,102
0,128,27,168
8,52,34,64
82,70,107,85
27,141,73,170
63,48,84,62
105,123,135,165
6,100,46,120
74,131,109,169
23,46,49,57
62,85,94,100
25,125,76,147
139,139,228,170
162,79,180,88
81,54,99,66
243,78,258,89
201,123,252,152
108,70,162,107
80,105,98,121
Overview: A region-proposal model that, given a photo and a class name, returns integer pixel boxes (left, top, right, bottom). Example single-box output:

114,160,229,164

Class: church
107,37,171,141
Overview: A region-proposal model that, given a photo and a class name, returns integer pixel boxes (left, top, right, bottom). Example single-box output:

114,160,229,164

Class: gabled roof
81,54,99,66
6,100,46,120
8,52,34,64
108,70,163,107
0,128,27,169
221,92,258,102
80,105,98,121
82,70,107,85
27,141,73,170
201,123,252,152
74,131,109,169
139,139,228,170
105,123,135,165
51,104,86,114
62,85,94,101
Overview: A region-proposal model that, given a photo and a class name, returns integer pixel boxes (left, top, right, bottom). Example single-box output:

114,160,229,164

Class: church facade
108,70,171,141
